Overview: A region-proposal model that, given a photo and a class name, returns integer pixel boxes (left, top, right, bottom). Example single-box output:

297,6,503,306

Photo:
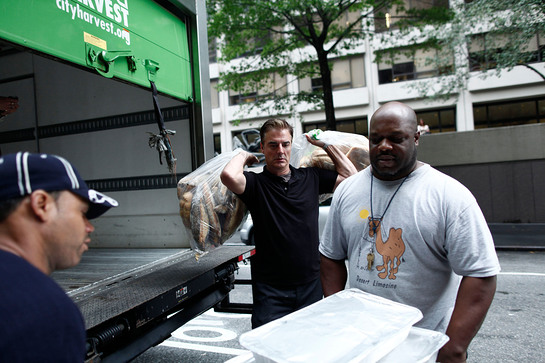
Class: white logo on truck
55,0,131,45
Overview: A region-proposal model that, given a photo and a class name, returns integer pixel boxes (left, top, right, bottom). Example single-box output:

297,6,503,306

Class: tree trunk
317,51,336,131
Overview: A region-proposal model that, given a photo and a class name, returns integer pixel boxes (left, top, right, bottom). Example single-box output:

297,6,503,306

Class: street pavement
466,250,545,362
133,248,545,363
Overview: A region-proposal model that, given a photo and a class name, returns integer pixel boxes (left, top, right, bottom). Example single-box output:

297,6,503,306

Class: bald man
320,102,500,363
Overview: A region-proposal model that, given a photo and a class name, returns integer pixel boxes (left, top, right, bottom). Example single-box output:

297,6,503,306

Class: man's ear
414,132,420,146
29,190,55,222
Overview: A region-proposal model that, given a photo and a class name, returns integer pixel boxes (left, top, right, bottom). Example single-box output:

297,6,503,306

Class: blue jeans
251,278,323,329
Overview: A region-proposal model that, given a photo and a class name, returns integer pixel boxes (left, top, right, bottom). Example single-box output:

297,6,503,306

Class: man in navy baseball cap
0,151,118,219
0,152,118,362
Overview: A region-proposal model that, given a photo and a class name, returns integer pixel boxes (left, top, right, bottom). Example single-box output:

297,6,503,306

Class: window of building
214,133,221,155
527,33,545,63
415,107,456,133
309,77,323,92
377,46,453,84
374,0,449,32
232,29,283,59
303,122,327,133
210,79,219,109
228,72,287,106
337,118,369,136
303,117,369,137
209,37,217,63
469,32,545,71
332,10,363,33
229,89,258,105
473,97,545,129
468,33,508,71
378,54,415,84
298,56,365,93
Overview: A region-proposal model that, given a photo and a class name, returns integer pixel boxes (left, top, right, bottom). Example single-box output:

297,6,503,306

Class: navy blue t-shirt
239,165,337,285
0,250,86,362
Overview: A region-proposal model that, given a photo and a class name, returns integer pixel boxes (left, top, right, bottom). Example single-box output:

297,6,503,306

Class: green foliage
382,0,545,100
207,0,404,128
208,0,545,120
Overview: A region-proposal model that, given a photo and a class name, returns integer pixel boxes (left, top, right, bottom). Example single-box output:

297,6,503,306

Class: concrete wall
418,124,545,223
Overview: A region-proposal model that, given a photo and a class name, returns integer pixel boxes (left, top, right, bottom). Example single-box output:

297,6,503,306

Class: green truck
0,1,253,361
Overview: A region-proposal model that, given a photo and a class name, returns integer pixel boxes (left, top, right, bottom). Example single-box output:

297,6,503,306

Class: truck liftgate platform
52,246,255,362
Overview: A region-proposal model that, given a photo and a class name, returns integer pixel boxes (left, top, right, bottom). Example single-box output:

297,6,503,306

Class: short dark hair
0,196,25,223
260,119,293,143
0,191,62,223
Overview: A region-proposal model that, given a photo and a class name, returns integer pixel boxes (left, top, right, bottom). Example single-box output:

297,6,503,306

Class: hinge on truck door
144,59,160,82
86,44,135,78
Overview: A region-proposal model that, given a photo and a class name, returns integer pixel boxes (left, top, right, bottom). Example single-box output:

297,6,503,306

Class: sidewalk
489,223,545,250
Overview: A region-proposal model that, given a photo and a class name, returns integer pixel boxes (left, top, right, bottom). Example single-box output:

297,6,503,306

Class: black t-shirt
0,250,86,362
239,165,337,285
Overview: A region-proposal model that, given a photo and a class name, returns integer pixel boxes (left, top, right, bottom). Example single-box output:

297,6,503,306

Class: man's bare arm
320,254,348,296
437,275,497,363
220,151,259,195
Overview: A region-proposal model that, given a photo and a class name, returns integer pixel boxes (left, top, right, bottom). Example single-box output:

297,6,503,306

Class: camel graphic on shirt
369,219,405,280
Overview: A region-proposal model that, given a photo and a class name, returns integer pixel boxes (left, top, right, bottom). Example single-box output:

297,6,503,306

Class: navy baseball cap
0,152,118,219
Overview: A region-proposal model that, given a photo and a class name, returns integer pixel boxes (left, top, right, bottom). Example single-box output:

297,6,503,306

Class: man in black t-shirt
221,119,356,328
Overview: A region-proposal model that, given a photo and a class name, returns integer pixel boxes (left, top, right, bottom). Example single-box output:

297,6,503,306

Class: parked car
239,198,332,245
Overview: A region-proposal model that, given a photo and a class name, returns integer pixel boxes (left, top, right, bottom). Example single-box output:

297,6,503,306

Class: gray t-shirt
320,164,500,332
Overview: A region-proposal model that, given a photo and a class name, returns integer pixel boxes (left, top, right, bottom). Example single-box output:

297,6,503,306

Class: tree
207,0,450,130
208,1,545,128
380,0,545,100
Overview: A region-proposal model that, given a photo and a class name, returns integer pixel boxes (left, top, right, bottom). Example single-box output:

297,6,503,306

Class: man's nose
377,138,392,151
86,219,95,234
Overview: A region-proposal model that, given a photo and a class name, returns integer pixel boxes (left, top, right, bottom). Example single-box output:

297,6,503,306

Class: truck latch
86,44,135,78
215,262,237,294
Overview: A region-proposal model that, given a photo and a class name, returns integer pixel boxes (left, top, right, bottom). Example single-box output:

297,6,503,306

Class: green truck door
0,0,192,101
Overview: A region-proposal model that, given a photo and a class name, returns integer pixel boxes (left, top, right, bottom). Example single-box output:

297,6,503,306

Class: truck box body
0,1,252,361
0,0,214,248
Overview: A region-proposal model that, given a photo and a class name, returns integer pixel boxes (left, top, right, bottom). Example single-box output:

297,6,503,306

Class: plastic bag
177,149,248,255
291,129,370,172
291,130,370,201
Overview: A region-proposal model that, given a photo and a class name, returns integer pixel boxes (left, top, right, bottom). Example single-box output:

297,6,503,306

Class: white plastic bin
378,326,449,363
239,289,424,363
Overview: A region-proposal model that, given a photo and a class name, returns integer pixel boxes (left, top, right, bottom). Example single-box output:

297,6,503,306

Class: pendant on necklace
368,217,381,237
367,248,374,270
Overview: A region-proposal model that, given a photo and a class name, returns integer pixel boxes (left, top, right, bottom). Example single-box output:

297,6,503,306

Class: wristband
322,142,329,150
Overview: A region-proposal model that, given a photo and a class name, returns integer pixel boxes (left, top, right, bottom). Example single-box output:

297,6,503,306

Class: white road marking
187,319,225,326
159,340,249,356
171,326,237,342
499,272,545,277
203,310,252,319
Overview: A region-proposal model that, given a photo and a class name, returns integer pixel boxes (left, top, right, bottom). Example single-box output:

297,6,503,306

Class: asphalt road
465,250,545,362
132,248,545,363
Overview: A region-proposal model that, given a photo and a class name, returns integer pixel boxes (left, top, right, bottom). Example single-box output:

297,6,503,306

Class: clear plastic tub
239,289,424,363
378,326,449,363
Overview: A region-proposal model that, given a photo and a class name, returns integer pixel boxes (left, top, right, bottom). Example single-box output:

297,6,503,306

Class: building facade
207,1,545,224
209,18,544,154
